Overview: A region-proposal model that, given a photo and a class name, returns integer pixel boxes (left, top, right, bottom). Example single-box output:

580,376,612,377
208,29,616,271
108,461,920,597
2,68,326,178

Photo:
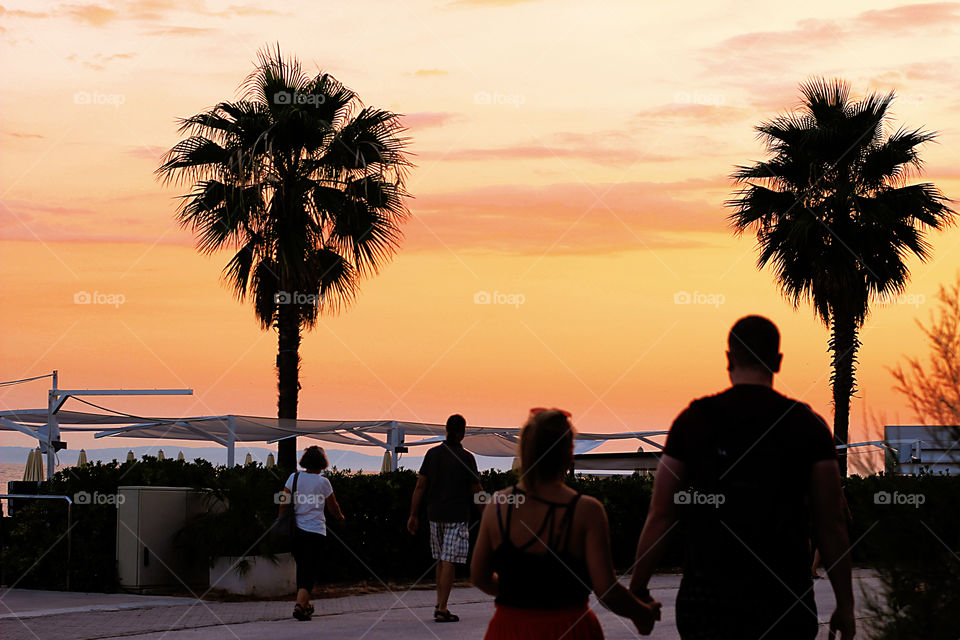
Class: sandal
435,609,459,623
293,603,311,621
306,604,315,615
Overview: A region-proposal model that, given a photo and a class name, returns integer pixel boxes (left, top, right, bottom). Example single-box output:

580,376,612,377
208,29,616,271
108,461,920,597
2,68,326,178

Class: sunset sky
2,1,960,467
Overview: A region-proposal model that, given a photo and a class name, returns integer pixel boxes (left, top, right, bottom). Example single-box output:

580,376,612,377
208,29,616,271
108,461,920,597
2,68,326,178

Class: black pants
676,577,818,640
292,527,327,591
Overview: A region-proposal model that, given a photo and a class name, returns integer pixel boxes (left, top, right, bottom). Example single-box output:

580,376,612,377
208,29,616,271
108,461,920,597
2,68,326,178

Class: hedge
1,458,957,594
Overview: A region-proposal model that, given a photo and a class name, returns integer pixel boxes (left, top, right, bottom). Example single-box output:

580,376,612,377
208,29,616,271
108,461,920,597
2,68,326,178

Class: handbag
268,471,299,549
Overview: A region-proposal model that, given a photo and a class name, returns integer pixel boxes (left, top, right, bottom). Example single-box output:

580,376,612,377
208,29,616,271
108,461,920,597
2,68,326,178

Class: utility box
116,486,211,591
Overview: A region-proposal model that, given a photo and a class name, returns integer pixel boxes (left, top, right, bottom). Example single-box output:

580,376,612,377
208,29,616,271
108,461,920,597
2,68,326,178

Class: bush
2,460,957,600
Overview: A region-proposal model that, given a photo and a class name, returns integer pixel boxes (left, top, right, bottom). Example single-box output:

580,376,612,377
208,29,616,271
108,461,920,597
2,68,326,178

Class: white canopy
0,407,667,470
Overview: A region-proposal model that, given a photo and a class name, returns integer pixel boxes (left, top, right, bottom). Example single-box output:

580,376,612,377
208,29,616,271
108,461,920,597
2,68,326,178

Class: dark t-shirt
418,441,480,522
663,384,836,594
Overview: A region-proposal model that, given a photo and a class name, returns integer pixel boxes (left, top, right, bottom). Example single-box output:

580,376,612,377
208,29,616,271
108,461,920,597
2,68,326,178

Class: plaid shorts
429,521,469,564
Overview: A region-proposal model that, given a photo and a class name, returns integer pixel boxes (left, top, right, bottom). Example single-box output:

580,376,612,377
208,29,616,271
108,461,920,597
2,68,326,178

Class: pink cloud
402,112,459,130
407,178,730,253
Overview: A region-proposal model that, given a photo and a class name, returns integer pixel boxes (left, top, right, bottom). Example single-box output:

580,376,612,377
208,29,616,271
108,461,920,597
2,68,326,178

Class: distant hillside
0,445,510,472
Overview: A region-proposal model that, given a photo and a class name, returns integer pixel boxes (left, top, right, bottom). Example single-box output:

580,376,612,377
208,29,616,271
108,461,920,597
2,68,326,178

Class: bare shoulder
575,495,606,520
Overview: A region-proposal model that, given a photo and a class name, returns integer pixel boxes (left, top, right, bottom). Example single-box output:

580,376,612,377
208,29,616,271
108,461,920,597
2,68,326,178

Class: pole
227,416,236,467
46,370,59,481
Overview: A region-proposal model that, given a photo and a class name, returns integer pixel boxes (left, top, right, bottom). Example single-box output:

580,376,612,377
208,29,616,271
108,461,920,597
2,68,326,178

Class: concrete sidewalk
0,571,880,640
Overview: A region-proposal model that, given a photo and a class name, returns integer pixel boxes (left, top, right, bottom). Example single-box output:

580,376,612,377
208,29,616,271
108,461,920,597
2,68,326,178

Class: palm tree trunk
830,309,859,477
276,300,301,469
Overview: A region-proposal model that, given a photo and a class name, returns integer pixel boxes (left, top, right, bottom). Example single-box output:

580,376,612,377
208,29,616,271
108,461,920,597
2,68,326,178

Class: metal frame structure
0,371,191,479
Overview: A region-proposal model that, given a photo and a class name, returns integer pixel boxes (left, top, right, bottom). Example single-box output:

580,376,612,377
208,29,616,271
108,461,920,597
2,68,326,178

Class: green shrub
2,460,957,600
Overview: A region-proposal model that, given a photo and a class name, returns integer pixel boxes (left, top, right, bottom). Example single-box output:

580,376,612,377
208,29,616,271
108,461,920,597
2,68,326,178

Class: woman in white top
280,445,345,621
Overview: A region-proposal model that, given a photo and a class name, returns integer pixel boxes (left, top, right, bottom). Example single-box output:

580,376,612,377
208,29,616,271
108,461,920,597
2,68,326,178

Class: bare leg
437,561,456,612
296,587,310,608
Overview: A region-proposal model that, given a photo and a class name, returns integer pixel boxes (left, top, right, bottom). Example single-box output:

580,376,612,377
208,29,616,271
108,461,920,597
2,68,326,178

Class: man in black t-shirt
629,316,855,640
407,414,481,622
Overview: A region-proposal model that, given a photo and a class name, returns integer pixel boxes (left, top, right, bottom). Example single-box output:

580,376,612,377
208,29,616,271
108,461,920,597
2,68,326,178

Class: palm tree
158,46,411,468
727,78,954,475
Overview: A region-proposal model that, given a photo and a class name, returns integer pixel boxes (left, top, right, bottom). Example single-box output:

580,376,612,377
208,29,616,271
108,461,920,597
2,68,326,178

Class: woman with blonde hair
472,408,660,639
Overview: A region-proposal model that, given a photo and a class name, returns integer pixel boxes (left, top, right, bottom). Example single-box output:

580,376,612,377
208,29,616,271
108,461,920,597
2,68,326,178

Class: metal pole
227,416,236,466
46,370,59,481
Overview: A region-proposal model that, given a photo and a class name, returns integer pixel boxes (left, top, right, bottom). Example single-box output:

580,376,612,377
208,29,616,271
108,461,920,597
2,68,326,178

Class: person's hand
632,598,661,636
828,605,855,640
406,514,418,535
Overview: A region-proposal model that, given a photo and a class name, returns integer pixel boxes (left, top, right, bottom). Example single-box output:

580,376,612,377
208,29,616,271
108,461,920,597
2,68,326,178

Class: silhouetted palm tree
158,46,411,468
727,78,954,475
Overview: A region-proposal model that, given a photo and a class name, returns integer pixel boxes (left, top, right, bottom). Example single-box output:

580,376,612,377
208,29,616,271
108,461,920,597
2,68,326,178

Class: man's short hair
728,315,781,373
446,414,467,438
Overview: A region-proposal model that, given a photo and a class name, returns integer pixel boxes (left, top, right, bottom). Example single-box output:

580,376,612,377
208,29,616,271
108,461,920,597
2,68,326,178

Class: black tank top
492,485,592,609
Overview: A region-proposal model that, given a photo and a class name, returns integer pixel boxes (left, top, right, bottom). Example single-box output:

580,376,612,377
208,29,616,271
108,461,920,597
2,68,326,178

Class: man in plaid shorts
407,414,482,622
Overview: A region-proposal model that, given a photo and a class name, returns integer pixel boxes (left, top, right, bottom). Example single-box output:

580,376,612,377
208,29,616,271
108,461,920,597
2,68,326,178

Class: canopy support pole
45,371,58,480
227,416,236,467
388,421,404,472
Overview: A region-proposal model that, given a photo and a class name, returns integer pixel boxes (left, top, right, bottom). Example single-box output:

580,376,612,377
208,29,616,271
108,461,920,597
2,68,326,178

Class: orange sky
2,1,960,467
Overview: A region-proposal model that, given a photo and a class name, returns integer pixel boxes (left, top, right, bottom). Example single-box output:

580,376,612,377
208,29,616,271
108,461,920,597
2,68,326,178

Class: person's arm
581,497,661,635
407,474,428,535
325,492,345,523
470,501,499,596
629,454,685,597
810,459,855,640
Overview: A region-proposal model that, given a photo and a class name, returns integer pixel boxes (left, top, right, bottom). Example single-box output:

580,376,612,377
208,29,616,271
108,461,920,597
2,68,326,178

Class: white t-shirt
285,471,334,535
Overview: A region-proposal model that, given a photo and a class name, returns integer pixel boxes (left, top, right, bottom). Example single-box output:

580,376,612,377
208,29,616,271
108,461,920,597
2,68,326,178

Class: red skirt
483,603,604,640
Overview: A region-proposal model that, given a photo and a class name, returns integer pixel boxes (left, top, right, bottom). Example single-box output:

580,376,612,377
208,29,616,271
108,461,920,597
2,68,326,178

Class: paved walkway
0,571,881,640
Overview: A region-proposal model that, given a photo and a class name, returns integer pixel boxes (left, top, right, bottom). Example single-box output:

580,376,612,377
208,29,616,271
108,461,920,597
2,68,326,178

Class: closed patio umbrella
126,450,135,462
22,449,42,481
244,453,253,465
380,451,392,473
77,449,88,467
157,449,166,461
177,451,185,461
265,453,275,468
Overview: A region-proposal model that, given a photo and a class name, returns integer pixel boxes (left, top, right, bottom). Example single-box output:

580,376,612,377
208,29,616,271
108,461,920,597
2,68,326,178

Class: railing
0,494,73,590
